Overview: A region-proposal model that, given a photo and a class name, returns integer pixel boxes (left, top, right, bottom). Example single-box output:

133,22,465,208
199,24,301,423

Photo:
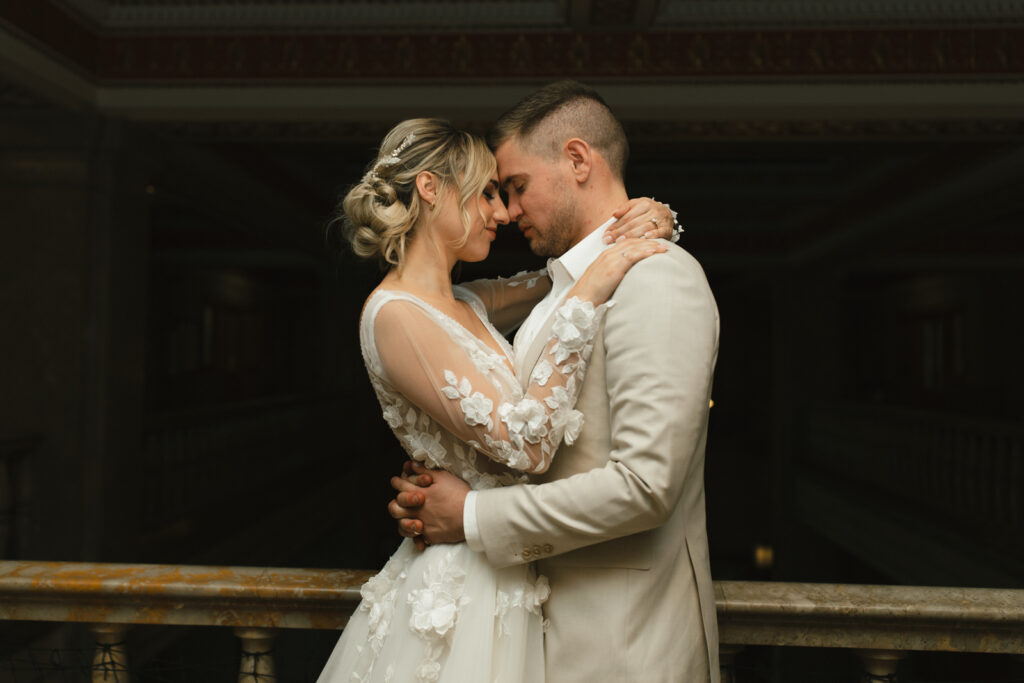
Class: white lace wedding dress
318,271,608,683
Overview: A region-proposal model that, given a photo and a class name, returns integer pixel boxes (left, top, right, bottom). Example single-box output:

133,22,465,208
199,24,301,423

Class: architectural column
235,627,276,682
857,648,906,682
90,623,130,682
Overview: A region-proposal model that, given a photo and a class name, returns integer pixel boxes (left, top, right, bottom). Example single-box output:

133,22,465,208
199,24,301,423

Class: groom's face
495,138,580,258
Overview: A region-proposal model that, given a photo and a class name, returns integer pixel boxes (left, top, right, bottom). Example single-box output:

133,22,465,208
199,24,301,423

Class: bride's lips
485,227,497,239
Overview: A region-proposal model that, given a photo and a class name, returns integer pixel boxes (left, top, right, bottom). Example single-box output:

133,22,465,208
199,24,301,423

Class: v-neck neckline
371,288,516,374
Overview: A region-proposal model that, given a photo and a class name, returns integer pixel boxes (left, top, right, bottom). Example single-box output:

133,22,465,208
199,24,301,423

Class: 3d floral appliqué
546,385,585,445
530,359,553,386
407,550,470,643
551,297,605,364
499,398,548,445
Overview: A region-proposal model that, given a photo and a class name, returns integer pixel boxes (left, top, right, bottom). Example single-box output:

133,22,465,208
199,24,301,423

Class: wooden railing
2,561,1022,682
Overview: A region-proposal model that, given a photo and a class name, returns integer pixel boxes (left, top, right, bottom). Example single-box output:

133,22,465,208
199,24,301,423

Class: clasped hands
389,461,470,551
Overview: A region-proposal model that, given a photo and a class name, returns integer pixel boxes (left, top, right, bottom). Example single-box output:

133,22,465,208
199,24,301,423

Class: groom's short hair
489,80,629,180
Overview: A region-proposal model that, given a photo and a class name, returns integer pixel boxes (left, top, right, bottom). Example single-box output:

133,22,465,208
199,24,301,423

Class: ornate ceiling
2,0,1021,126
2,0,1021,86
1,0,1021,267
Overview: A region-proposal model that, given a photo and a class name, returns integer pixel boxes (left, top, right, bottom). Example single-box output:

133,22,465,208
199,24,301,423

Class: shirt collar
550,216,618,285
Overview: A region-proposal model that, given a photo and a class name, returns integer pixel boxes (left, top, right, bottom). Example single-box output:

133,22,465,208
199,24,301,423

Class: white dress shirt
464,218,617,551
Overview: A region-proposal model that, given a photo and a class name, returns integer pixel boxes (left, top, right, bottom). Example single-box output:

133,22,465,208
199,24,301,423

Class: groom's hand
389,462,469,548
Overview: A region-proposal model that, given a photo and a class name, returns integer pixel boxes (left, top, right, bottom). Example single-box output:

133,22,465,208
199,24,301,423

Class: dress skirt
318,538,548,683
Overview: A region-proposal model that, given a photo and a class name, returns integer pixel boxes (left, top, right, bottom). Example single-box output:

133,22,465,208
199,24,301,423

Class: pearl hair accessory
362,133,416,184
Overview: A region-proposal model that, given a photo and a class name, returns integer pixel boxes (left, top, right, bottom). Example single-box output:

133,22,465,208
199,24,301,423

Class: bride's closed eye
483,179,501,201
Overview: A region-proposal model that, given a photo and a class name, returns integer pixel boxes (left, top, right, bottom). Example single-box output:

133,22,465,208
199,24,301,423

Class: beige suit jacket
474,243,720,683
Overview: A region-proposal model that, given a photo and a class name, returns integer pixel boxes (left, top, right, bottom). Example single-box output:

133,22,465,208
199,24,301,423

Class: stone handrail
0,561,375,630
1,561,1022,681
716,580,1024,653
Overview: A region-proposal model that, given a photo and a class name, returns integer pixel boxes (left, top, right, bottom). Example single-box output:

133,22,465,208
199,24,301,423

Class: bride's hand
390,462,469,549
603,197,677,243
568,237,667,306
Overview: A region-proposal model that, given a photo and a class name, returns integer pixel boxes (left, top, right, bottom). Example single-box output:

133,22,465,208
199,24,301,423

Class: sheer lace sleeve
373,296,608,474
459,269,552,335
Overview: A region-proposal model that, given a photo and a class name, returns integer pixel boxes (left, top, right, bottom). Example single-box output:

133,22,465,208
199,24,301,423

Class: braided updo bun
339,118,496,269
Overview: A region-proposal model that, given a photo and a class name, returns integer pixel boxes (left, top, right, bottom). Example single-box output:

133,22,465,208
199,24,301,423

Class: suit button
543,544,553,554
533,544,543,556
522,548,532,559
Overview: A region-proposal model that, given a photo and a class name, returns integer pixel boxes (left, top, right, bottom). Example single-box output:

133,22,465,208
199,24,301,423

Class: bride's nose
493,198,510,225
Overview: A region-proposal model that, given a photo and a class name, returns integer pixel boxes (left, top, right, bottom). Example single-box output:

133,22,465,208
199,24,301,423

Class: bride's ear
415,171,438,210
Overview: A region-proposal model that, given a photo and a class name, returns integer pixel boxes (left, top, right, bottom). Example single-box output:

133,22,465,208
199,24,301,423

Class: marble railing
0,561,374,682
1,561,1022,682
715,580,1024,682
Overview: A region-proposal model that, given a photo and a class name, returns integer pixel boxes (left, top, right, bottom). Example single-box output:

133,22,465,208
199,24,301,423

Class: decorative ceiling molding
4,19,1023,83
87,29,1023,81
4,1,1024,134
1,2,1022,84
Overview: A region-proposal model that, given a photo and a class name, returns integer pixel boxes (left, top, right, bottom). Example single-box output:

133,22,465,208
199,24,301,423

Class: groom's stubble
528,187,583,258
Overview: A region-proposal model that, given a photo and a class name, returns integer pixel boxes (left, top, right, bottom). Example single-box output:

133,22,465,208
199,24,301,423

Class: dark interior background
2,1,1022,681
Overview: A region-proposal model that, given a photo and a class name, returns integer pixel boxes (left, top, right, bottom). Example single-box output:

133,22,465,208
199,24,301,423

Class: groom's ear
564,138,592,184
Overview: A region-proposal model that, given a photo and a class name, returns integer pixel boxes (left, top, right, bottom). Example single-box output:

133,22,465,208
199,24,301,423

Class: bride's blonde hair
339,118,496,269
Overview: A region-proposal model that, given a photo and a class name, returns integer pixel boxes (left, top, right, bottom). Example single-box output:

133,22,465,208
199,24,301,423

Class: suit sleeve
473,248,719,567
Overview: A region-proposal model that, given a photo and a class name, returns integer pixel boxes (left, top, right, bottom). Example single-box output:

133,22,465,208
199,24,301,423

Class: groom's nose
506,196,523,221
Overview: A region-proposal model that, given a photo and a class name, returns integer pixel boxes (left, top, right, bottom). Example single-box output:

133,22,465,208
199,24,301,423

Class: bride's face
435,177,510,263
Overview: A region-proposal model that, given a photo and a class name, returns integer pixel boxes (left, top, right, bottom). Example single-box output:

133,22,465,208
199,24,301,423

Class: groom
390,81,720,683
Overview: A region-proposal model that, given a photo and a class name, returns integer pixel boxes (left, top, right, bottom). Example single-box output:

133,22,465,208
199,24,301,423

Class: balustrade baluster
235,627,276,682
857,648,905,683
90,623,130,682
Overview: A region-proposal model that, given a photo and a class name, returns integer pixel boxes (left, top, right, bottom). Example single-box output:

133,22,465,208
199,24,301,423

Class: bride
318,118,673,683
